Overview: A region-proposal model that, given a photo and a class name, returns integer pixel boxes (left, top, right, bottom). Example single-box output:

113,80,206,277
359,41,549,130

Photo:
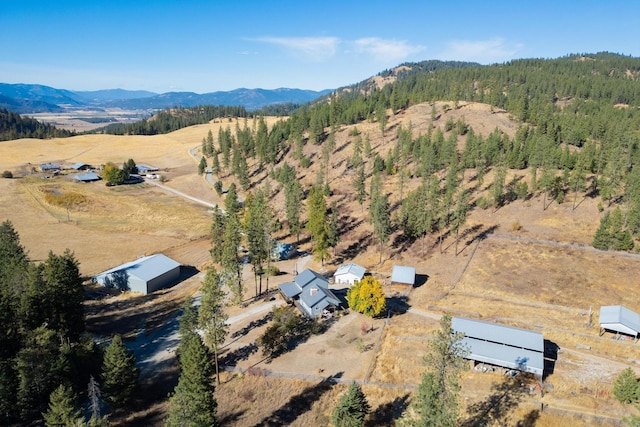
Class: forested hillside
202,52,640,256
96,105,249,135
0,108,75,140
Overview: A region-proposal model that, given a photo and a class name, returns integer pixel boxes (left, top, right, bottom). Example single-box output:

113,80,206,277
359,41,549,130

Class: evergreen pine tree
198,267,228,384
42,384,83,427
331,381,370,427
613,367,640,404
166,333,218,427
410,314,467,427
101,335,139,409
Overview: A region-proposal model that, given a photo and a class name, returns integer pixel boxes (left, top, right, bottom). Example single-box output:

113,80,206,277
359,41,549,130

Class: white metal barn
452,317,545,378
94,254,181,295
599,305,640,338
333,263,366,286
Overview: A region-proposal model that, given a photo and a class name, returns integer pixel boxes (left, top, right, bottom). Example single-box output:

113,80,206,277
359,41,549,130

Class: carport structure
599,305,640,339
452,317,545,380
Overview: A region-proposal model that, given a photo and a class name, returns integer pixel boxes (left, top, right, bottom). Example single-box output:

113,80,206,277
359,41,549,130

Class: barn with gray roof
599,305,640,338
452,316,545,378
94,253,181,295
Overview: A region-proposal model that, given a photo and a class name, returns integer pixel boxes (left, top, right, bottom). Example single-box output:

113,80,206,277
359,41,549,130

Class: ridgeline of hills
0,82,333,114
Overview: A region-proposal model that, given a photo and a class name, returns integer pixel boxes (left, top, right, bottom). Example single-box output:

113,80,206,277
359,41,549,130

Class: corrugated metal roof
452,316,544,377
391,265,416,285
75,172,100,181
72,162,89,170
599,305,640,336
95,254,180,282
334,263,366,279
453,317,543,351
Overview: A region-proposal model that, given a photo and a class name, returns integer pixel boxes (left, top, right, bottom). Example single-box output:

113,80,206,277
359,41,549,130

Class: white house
333,263,366,286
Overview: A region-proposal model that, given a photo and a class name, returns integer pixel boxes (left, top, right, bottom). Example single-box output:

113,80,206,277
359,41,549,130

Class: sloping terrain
2,100,639,426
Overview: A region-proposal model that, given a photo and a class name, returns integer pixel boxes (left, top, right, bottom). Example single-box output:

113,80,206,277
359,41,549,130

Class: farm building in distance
333,263,366,286
71,162,91,170
39,163,60,172
75,172,101,182
137,164,159,173
599,305,640,338
94,253,181,295
452,317,545,379
279,269,341,318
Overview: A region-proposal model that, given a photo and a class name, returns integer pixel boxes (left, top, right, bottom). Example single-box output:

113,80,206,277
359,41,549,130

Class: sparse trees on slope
331,381,370,427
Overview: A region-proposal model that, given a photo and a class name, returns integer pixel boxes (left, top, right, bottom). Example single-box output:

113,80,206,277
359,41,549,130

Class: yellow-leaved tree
346,276,386,317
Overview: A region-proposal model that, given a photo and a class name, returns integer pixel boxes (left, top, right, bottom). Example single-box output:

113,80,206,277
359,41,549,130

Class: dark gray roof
40,162,60,170
452,317,544,377
95,254,180,283
294,269,329,289
299,285,340,317
279,281,302,299
391,265,416,285
599,305,640,336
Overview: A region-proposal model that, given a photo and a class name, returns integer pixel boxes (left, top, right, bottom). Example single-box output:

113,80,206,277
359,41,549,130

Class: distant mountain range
0,83,333,113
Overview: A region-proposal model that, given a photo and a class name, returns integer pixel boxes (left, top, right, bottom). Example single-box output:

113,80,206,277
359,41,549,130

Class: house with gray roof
278,268,341,318
599,305,640,338
94,253,181,295
452,316,545,378
334,263,366,286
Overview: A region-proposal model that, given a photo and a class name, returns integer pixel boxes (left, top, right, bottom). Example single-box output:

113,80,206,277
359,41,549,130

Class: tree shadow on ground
220,343,259,366
515,409,540,427
218,410,247,426
461,374,532,427
386,296,410,316
365,393,410,427
253,372,343,427
231,312,273,339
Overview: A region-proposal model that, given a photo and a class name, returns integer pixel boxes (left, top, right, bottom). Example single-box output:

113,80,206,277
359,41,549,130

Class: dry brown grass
4,104,640,425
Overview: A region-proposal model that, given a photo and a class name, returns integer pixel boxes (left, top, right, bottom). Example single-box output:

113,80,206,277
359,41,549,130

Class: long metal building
452,316,545,378
599,305,640,338
94,253,181,295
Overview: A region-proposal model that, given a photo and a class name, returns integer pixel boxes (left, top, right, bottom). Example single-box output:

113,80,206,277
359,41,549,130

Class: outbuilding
390,265,416,294
75,172,101,182
94,254,181,295
599,305,640,338
452,316,545,379
333,263,366,286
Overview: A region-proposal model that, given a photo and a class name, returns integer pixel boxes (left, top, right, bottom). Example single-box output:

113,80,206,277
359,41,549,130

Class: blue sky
1,0,638,93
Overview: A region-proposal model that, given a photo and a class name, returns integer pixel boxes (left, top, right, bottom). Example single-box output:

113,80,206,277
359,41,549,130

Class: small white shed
333,263,366,286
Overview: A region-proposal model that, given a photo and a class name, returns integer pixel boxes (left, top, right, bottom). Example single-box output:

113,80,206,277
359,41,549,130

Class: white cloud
352,38,424,62
440,38,523,64
254,36,339,61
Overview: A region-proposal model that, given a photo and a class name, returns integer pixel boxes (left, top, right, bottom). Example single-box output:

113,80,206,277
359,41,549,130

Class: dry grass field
2,103,639,426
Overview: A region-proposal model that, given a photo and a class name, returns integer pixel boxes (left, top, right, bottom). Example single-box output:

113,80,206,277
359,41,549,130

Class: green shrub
613,367,640,404
2,170,13,178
